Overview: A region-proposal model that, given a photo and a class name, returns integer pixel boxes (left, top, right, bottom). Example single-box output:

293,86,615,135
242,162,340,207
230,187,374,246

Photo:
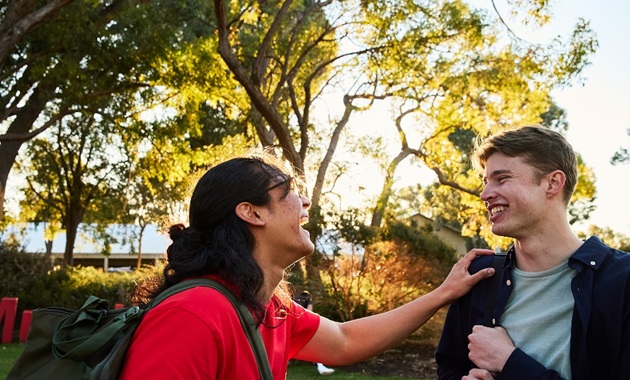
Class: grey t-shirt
500,260,576,379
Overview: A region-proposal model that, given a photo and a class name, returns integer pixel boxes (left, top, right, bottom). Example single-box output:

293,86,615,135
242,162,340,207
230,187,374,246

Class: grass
0,344,413,379
287,361,413,379
1,344,24,378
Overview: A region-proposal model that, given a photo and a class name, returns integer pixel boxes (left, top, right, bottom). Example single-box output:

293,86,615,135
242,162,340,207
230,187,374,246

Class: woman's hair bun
168,223,187,241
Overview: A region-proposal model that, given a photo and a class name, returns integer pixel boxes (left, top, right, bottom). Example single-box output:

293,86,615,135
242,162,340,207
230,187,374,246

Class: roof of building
2,223,170,255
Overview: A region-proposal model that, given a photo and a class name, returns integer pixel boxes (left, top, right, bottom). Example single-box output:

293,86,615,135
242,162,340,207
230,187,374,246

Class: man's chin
491,225,511,238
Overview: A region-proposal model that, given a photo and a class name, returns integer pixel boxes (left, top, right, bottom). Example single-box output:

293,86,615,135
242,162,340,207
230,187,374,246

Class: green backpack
8,278,273,380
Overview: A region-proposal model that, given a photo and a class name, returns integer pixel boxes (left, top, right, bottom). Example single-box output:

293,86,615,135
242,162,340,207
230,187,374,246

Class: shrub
0,239,164,315
319,218,457,343
0,241,53,302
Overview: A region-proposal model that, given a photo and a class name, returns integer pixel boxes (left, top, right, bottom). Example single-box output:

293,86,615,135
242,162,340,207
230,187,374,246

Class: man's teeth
490,206,507,216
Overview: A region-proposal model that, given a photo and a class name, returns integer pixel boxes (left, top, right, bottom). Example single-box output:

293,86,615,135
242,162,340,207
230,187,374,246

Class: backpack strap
153,278,273,380
484,254,506,327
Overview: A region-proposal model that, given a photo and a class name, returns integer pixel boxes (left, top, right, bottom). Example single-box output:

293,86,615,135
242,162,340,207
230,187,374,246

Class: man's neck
513,228,583,272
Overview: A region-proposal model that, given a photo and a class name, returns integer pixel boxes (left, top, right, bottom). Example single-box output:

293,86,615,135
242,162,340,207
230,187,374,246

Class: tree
577,226,630,252
18,112,130,266
0,0,218,221
207,0,597,290
0,0,75,66
124,177,172,269
611,128,630,165
364,0,596,226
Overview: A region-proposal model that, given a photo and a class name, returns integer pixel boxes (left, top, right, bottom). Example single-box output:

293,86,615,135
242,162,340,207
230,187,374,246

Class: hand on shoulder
438,249,496,301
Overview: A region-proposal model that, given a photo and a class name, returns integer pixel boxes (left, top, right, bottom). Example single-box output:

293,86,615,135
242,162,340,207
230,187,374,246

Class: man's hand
463,368,498,380
468,325,515,373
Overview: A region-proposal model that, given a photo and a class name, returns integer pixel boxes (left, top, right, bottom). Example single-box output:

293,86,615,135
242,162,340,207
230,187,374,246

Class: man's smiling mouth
489,205,507,217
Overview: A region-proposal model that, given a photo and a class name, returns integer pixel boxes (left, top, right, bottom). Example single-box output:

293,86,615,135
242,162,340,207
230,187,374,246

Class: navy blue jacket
436,236,630,380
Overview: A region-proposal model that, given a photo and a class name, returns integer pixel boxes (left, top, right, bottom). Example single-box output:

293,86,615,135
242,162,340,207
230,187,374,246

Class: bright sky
526,0,630,233
331,0,630,234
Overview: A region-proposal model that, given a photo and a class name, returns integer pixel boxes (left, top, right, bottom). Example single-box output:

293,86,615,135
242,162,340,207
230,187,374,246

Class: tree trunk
44,240,53,256
0,0,75,66
310,95,354,209
213,0,302,171
63,188,86,266
63,220,78,266
0,87,47,220
136,224,146,269
371,151,409,227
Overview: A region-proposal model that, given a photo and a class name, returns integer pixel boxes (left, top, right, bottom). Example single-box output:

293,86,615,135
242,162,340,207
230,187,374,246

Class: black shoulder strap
484,254,506,327
151,279,273,380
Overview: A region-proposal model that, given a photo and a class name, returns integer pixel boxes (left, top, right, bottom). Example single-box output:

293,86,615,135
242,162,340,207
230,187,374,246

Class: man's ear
545,170,566,198
235,202,266,226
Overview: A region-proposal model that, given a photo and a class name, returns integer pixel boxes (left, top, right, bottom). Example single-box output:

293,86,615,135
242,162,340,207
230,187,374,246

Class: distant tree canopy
2,1,601,267
611,128,630,165
578,225,630,252
18,112,131,265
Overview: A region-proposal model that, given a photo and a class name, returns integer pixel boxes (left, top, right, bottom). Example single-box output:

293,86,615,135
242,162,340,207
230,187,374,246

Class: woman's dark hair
159,152,293,323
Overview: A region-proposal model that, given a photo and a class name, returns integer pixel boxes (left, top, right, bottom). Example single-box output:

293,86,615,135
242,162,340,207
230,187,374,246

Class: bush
21,266,163,311
0,241,53,302
318,218,457,343
0,239,163,314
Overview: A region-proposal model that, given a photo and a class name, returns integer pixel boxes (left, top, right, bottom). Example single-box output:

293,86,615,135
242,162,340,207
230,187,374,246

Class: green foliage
382,219,458,263
611,128,630,165
332,208,379,247
0,0,227,222
17,113,132,264
611,147,630,165
0,241,53,303
0,242,163,319
568,154,597,225
319,214,455,326
323,0,596,235
577,226,630,252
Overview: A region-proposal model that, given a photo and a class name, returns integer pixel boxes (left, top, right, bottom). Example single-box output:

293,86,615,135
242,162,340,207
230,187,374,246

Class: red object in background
0,297,18,343
19,310,33,343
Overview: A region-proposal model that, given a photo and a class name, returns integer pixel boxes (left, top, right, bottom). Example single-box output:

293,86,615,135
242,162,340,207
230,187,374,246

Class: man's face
480,152,548,239
260,178,314,266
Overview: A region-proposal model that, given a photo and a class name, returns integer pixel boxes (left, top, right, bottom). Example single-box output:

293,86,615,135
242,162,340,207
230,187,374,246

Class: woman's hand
436,248,496,301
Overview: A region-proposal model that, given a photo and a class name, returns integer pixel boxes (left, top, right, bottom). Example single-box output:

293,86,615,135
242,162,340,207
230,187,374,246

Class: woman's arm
295,248,496,365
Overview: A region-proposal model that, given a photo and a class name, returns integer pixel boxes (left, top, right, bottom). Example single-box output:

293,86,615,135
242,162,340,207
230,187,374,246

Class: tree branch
430,166,480,196
214,0,301,168
0,106,73,142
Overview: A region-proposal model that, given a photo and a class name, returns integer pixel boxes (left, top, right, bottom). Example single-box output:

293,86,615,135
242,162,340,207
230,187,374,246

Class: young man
435,125,630,380
120,152,495,379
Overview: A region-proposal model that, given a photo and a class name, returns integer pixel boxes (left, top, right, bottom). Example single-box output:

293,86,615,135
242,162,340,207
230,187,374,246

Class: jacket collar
504,236,609,272
568,236,609,271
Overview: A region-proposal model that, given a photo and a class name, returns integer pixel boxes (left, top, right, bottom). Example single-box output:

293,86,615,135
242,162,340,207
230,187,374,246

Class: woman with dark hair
120,151,495,379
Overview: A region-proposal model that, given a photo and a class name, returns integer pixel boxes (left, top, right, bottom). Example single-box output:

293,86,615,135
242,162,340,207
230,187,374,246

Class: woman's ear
235,202,265,226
